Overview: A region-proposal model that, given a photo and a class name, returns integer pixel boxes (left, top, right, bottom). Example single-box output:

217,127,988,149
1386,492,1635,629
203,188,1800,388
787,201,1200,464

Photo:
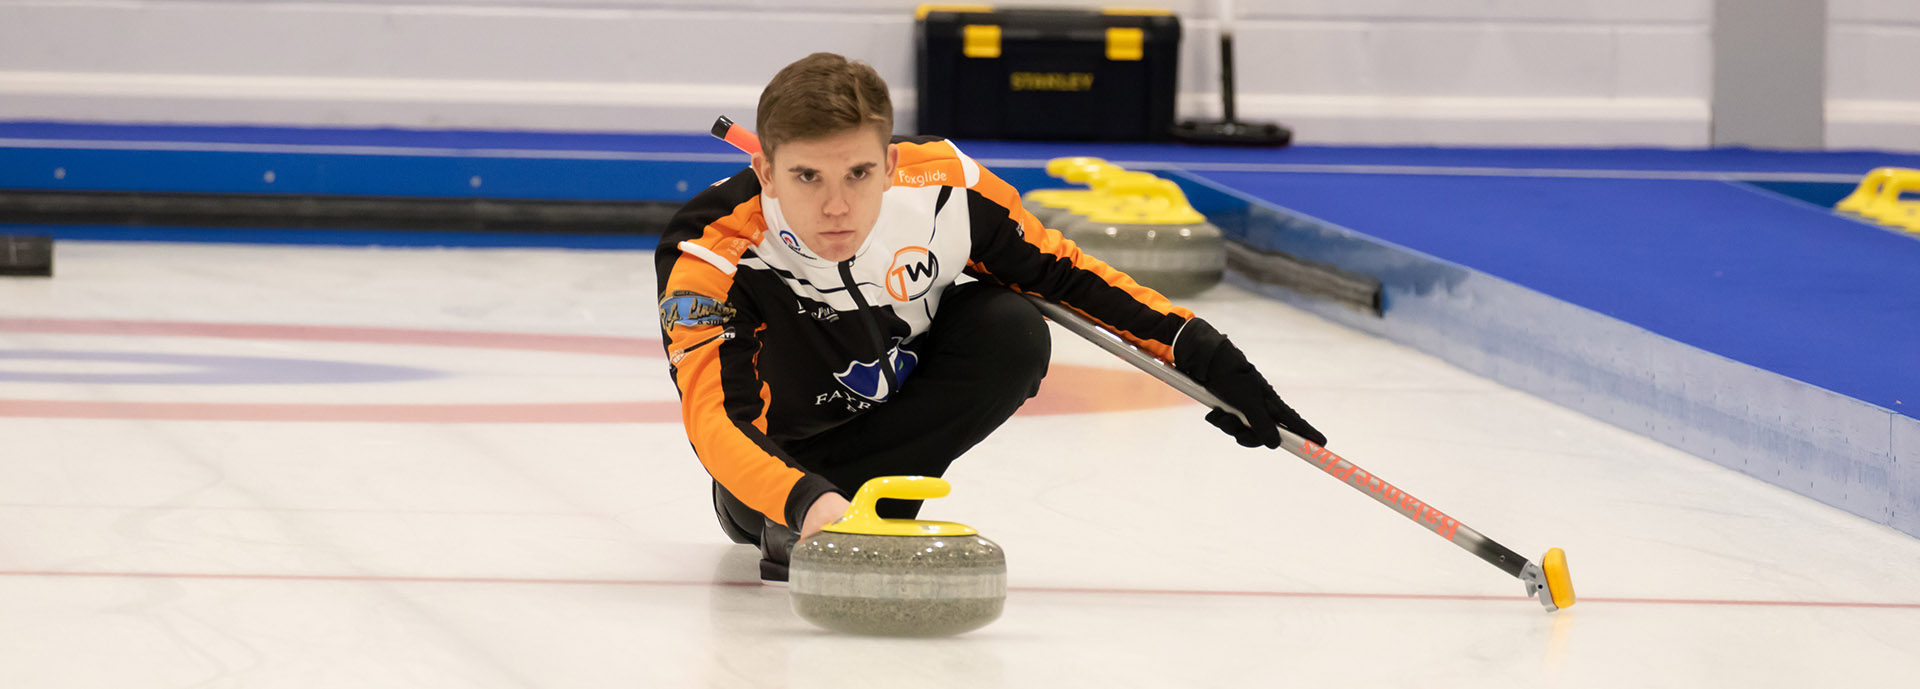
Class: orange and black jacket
656,138,1198,529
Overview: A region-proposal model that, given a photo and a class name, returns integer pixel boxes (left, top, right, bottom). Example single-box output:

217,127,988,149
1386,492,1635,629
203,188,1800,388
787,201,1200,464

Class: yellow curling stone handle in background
824,476,980,536
1836,167,1920,232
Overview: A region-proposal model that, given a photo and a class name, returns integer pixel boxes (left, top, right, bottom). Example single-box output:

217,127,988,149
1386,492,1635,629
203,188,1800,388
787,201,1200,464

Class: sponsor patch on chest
884,246,940,301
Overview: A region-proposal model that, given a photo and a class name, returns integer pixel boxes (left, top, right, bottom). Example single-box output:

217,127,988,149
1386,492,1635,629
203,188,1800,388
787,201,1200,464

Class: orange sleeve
659,188,839,528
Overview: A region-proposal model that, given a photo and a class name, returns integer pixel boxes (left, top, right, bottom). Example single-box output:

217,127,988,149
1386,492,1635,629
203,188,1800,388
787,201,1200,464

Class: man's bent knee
978,289,1051,395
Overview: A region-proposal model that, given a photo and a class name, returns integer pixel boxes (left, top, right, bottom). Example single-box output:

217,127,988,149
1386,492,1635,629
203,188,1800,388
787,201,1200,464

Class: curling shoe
759,518,800,585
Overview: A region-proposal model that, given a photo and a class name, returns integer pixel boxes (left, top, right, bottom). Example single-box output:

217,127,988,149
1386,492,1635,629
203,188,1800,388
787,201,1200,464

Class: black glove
1172,318,1327,449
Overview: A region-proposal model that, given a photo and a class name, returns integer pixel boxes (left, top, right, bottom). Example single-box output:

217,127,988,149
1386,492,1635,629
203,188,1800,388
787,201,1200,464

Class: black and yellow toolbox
915,5,1181,141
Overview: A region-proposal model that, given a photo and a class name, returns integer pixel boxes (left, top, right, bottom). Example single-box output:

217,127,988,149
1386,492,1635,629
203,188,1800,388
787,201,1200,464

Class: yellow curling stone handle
824,476,979,536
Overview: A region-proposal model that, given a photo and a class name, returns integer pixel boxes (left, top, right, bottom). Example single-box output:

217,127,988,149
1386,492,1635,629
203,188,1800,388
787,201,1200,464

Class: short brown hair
755,52,893,159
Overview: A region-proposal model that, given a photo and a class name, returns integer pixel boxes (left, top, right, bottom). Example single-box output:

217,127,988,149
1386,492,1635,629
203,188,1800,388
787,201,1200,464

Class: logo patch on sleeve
659,291,737,331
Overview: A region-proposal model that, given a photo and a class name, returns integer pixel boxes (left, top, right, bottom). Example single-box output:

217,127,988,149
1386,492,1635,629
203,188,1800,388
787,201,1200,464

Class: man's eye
849,169,869,181
797,171,818,183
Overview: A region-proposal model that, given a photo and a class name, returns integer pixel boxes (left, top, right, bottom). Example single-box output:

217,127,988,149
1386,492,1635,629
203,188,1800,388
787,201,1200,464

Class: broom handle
1019,294,1534,579
1218,0,1238,122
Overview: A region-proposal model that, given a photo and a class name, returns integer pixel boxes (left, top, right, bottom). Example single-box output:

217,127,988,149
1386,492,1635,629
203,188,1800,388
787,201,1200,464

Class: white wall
1201,1,1711,146
0,0,1719,146
1829,0,1920,150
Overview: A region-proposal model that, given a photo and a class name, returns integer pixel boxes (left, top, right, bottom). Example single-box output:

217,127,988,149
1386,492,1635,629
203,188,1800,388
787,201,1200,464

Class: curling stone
1057,178,1224,297
1032,169,1165,233
789,476,1006,637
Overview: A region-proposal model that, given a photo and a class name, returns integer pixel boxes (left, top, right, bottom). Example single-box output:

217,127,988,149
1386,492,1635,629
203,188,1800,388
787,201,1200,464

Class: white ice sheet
2,242,1916,688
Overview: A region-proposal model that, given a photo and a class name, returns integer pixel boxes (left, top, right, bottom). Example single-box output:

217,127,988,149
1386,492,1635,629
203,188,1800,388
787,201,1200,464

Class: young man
657,53,1325,582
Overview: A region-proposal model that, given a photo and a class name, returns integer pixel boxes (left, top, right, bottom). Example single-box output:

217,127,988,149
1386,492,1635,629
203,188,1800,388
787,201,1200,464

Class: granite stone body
1020,197,1078,229
789,531,1006,637
1058,217,1225,297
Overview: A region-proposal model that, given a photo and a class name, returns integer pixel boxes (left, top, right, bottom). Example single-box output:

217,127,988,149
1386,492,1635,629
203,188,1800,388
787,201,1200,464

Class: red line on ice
0,318,650,357
1,569,1914,610
0,318,1192,421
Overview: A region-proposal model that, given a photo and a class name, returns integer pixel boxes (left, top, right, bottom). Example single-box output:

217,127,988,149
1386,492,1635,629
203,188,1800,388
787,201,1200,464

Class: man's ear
750,151,776,198
882,142,899,191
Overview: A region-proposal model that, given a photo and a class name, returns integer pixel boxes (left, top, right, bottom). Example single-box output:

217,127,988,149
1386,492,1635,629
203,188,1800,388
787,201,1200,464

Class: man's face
752,126,898,263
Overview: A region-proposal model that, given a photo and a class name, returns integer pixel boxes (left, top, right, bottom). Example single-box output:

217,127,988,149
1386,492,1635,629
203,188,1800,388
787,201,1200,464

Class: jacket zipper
837,257,901,401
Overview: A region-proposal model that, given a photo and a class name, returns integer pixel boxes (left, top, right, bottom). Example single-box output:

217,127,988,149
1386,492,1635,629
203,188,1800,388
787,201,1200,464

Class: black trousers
717,282,1051,530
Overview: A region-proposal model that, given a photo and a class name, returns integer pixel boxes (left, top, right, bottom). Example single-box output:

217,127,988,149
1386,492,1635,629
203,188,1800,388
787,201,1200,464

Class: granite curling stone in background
1057,176,1224,297
789,476,1007,637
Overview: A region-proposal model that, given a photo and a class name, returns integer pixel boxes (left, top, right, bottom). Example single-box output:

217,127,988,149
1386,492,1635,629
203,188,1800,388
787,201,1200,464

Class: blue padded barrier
1174,170,1915,538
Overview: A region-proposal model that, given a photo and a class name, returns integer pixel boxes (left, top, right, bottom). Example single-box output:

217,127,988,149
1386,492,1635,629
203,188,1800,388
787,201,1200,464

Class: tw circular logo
885,246,940,302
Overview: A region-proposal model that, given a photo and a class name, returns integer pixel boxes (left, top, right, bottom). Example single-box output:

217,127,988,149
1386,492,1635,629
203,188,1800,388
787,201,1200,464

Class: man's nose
822,186,851,217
